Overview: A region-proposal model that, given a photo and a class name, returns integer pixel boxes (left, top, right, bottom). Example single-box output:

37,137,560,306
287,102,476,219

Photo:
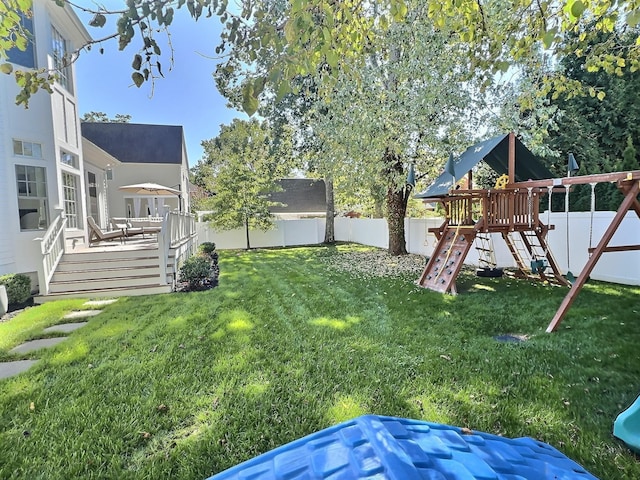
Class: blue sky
74,2,247,167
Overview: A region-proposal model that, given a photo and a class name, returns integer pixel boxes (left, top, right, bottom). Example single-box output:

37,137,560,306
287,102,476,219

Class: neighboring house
268,179,327,219
81,122,190,220
0,1,92,286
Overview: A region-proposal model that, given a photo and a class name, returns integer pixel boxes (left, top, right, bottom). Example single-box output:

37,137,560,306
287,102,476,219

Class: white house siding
81,141,121,230
0,1,90,284
0,85,15,275
0,55,58,282
107,163,185,218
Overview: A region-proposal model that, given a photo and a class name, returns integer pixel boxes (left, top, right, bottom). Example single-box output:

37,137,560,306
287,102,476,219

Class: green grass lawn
0,244,638,479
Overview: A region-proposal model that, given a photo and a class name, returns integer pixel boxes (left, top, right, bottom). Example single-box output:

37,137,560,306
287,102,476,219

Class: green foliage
179,255,212,289
620,135,638,172
473,162,501,190
0,246,639,478
607,136,639,209
194,119,297,245
7,1,640,111
81,111,131,123
544,31,640,211
266,3,484,253
0,273,31,305
198,242,216,256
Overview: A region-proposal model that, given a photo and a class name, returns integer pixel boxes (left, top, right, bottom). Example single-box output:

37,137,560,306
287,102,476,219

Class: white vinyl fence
197,212,639,286
197,218,326,250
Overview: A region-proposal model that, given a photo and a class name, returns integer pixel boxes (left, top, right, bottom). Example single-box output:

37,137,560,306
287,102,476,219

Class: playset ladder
417,225,476,294
475,233,497,269
502,231,569,286
501,231,530,275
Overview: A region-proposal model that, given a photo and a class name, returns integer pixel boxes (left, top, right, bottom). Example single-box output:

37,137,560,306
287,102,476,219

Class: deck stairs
35,242,175,301
417,225,478,294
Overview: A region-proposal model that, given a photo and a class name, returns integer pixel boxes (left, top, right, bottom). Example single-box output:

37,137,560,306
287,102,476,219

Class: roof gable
81,122,185,165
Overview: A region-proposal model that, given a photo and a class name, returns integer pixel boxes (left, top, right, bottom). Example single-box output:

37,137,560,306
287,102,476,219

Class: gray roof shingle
268,179,326,213
81,122,185,165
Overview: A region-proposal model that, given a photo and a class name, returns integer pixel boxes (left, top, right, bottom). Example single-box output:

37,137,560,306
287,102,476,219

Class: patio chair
87,217,128,245
111,217,162,238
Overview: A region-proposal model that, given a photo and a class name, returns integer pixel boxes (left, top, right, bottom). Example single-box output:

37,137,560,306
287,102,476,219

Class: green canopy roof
415,134,554,199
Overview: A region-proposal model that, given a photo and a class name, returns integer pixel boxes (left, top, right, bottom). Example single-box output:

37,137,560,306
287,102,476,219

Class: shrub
198,242,216,256
0,273,31,305
179,255,212,290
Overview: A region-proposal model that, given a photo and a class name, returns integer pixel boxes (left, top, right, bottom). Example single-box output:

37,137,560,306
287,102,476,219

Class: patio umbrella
118,183,181,196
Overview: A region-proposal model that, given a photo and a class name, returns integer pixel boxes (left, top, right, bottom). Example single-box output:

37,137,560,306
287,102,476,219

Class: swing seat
530,259,547,271
476,267,504,278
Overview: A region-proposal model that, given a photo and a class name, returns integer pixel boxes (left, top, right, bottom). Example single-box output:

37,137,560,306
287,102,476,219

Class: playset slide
614,394,640,454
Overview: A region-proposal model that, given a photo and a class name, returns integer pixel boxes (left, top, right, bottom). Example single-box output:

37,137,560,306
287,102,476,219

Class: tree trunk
384,149,410,256
324,177,335,244
387,186,409,255
245,216,251,250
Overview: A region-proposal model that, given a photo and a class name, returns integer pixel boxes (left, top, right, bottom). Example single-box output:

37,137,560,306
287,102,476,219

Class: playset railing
444,189,542,231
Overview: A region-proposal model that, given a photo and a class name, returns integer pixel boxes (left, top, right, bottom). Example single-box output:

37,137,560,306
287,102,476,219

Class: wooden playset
415,133,640,332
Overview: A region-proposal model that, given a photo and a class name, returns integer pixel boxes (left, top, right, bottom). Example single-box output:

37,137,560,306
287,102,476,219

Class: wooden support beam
546,180,640,332
625,181,640,218
587,245,640,254
516,170,640,189
508,132,516,185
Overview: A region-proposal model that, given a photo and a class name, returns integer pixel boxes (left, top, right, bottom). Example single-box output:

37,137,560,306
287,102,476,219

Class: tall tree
300,6,483,255
216,2,485,254
195,119,295,249
81,111,132,123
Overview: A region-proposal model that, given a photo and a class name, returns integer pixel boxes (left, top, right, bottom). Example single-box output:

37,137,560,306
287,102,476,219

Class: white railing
158,211,197,288
38,210,67,295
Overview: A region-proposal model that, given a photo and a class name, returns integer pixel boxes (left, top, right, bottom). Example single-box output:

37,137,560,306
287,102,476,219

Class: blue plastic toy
206,414,598,479
614,394,640,454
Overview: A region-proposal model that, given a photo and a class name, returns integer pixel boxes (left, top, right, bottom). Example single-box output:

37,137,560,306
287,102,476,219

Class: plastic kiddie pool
205,415,598,479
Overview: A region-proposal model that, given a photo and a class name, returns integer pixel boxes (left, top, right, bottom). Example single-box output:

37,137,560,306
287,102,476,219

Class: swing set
415,132,640,332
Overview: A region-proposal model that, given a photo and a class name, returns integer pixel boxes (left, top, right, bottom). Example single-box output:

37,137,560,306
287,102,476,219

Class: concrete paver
43,322,88,333
9,337,67,354
0,360,38,380
63,310,102,319
83,299,118,307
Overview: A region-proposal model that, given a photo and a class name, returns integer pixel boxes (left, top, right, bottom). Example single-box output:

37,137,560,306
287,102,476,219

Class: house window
62,172,79,229
60,150,78,168
13,139,43,159
86,171,99,222
51,26,72,93
16,165,49,231
6,12,36,69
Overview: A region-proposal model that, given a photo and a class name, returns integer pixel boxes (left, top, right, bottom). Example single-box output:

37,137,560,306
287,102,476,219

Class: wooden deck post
508,132,516,185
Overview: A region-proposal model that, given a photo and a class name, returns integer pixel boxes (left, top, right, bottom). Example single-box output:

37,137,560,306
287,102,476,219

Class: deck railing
158,211,197,288
38,209,67,295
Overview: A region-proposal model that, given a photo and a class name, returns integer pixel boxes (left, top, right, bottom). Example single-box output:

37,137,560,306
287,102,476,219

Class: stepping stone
9,337,67,354
43,322,87,334
63,310,102,320
83,299,118,307
0,360,38,380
